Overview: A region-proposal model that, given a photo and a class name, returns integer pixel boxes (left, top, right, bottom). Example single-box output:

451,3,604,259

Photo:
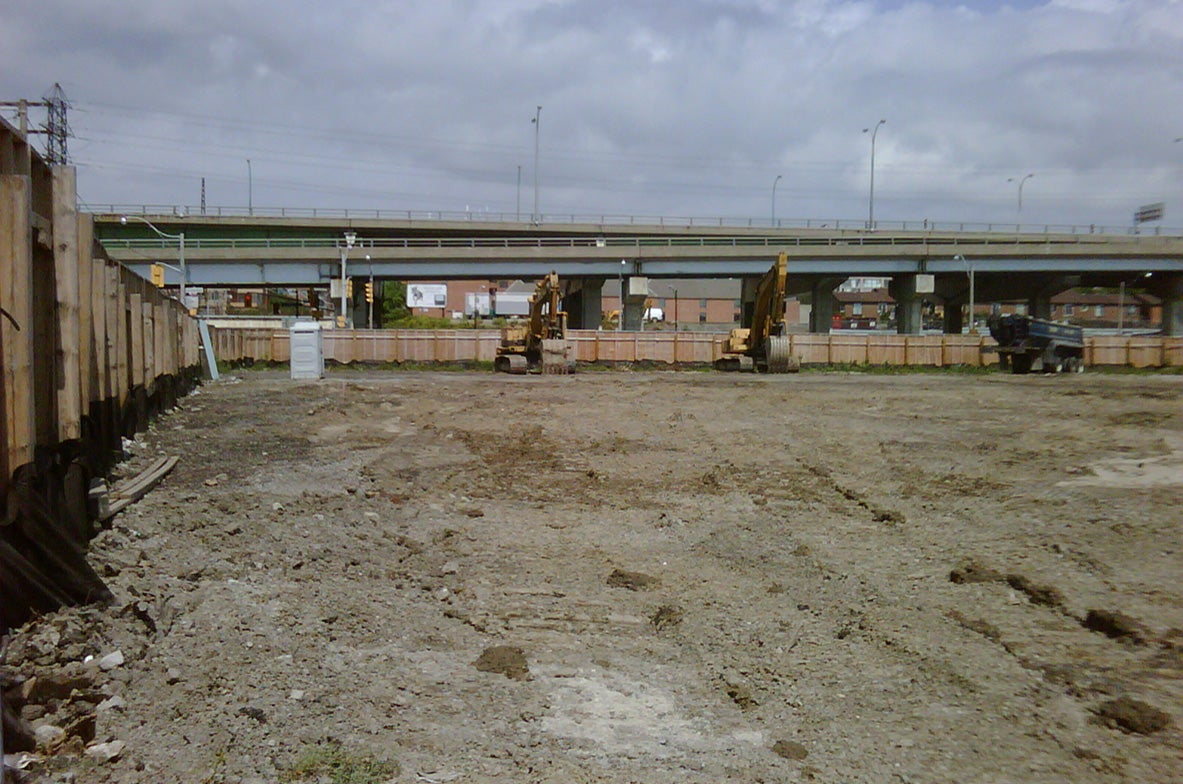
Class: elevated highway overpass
92,211,1183,335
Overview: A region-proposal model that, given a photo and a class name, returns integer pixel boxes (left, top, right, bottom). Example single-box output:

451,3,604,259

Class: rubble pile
2,608,135,775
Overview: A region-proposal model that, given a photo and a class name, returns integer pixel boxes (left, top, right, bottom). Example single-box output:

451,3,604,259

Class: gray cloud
2,0,1181,228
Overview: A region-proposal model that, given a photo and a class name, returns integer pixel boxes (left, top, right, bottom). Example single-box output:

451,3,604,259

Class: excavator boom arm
747,251,788,347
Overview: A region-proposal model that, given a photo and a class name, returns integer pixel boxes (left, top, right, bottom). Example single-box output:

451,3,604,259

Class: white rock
84,740,126,762
290,689,305,700
33,724,65,747
98,650,125,671
96,695,126,712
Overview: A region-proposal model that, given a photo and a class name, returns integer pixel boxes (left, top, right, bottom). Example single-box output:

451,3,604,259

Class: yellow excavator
495,271,575,374
715,251,799,373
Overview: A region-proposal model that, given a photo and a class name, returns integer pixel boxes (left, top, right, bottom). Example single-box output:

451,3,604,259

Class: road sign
1135,202,1164,224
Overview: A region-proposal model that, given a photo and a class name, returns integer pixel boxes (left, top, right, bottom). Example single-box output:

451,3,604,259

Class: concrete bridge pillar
1151,273,1183,337
622,276,647,331
889,275,925,335
613,268,649,331
1027,276,1078,320
348,285,366,328
808,277,842,333
943,304,964,335
563,277,603,330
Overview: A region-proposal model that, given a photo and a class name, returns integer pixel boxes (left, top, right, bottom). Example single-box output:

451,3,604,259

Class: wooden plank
128,292,144,391
141,299,155,388
153,297,166,381
104,264,119,403
52,166,81,441
91,257,109,404
102,455,178,520
1,175,35,472
76,214,95,410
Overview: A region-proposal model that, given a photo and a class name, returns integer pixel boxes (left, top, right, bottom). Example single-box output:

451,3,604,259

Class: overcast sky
3,0,1181,230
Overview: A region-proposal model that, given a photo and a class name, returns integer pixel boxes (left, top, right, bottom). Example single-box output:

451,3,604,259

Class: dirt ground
4,368,1181,783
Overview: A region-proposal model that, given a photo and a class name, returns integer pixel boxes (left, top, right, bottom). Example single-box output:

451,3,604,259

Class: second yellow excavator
715,251,800,373
494,271,575,374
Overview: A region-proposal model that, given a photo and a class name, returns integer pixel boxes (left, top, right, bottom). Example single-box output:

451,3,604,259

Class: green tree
381,281,409,324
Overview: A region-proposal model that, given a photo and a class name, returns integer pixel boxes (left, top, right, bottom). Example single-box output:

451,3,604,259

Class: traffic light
364,281,374,303
150,264,165,287
346,278,353,298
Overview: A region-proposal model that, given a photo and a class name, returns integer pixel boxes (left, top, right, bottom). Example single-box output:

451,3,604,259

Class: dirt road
5,369,1181,783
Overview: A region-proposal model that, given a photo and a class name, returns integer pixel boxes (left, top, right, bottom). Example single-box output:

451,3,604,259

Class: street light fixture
863,119,886,229
1008,173,1034,222
121,215,187,310
771,174,783,228
339,230,357,328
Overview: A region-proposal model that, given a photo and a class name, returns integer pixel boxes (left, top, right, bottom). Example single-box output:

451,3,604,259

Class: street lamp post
618,259,626,332
366,254,374,330
532,106,541,223
670,286,678,331
121,215,186,310
771,174,782,228
247,158,253,215
340,230,356,328
863,119,886,229
1008,173,1034,223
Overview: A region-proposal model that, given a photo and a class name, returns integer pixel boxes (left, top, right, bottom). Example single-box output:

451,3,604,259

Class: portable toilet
289,321,324,379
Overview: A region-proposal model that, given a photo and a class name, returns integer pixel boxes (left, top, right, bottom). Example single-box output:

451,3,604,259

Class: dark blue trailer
987,315,1085,374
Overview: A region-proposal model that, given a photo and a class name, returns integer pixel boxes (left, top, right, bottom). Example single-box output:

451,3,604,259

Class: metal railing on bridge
97,231,1174,253
86,204,1182,239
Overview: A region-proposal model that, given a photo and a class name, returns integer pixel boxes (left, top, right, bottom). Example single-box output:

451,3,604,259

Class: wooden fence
2,116,201,631
209,327,1183,369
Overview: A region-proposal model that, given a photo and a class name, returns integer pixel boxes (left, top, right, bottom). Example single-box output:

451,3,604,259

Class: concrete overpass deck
91,212,1183,335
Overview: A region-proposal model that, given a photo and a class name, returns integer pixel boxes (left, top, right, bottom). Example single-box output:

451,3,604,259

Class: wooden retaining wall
2,116,201,631
209,327,1183,369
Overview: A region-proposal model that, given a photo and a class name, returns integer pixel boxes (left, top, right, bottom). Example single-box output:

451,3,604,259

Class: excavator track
495,354,529,374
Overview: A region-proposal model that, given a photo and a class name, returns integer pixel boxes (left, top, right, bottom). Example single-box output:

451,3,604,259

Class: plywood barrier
208,327,1183,370
2,117,201,631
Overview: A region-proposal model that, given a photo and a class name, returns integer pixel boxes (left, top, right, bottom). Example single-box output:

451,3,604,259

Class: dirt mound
1093,697,1171,735
606,568,660,591
473,645,530,681
1083,609,1150,644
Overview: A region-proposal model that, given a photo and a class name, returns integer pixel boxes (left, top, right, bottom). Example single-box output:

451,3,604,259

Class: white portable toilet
289,321,324,379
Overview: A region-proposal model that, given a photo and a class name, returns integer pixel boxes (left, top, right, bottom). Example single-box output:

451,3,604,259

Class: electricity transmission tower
0,82,71,164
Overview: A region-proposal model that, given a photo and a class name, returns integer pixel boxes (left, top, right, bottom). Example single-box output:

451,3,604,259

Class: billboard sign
407,283,448,309
1135,202,1164,224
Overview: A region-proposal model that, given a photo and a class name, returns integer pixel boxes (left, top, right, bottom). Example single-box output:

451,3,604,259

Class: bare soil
5,368,1182,783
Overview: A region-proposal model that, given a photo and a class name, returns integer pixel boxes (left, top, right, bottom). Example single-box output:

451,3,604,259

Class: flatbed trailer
987,314,1084,374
